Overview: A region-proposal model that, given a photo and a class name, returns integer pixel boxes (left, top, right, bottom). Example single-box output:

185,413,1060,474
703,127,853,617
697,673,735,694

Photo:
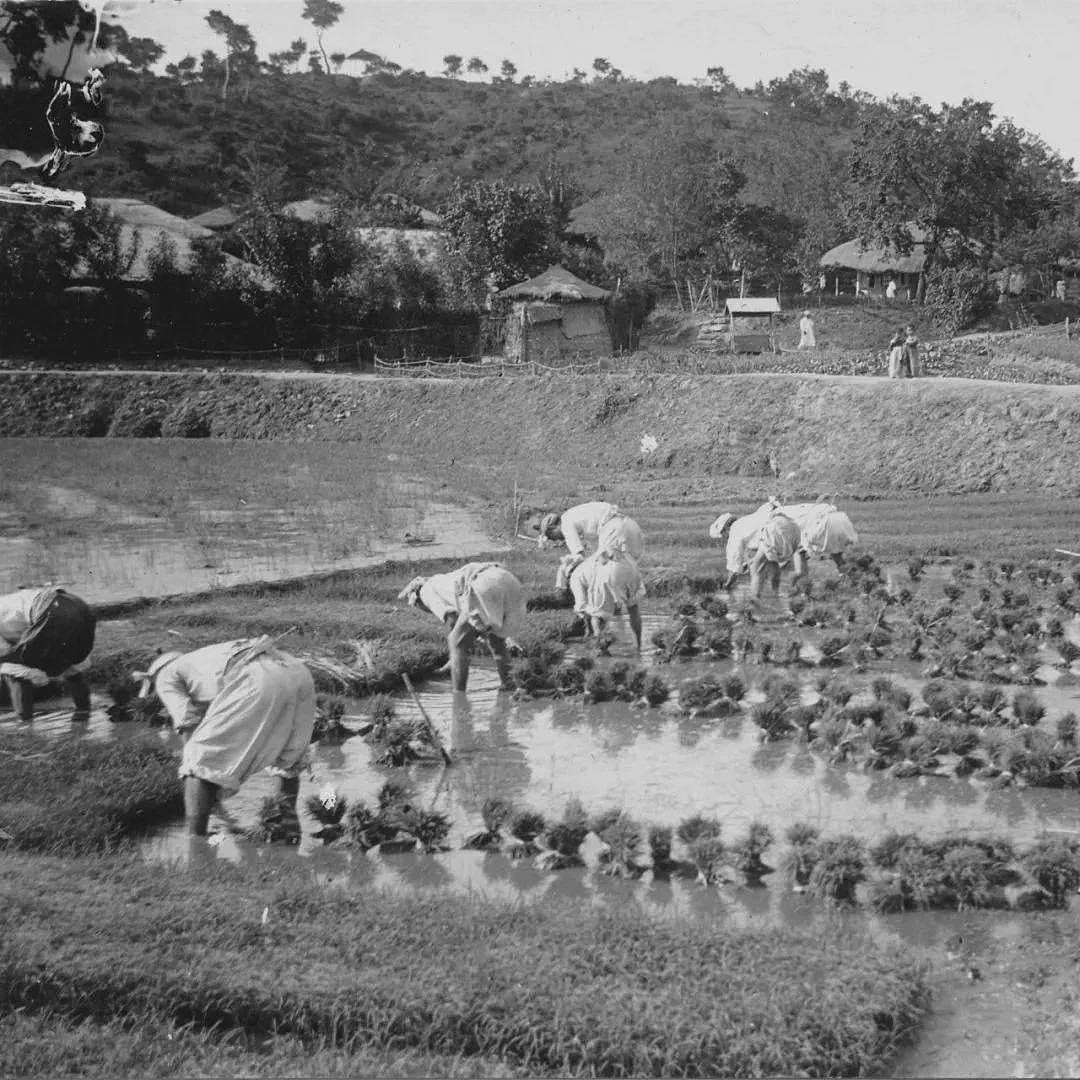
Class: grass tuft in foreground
0,731,181,853
0,854,929,1078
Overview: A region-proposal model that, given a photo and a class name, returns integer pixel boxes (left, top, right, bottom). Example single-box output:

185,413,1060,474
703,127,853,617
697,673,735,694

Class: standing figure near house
133,637,316,837
1056,279,1067,302
887,328,906,378
0,585,95,722
568,547,645,654
399,562,525,692
798,310,816,349
537,501,644,585
902,326,922,378
885,278,898,300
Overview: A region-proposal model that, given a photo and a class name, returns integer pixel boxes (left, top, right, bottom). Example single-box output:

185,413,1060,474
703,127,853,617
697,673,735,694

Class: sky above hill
110,0,1079,167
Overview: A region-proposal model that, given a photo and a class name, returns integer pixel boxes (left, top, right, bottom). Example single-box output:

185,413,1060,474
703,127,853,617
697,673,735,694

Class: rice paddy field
4,403,1080,1075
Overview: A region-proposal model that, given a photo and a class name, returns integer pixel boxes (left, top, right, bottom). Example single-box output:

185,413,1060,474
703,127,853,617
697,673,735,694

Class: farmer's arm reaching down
155,662,205,735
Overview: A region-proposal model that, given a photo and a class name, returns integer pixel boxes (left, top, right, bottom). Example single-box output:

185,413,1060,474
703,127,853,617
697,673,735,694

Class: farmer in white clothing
0,585,94,722
750,508,805,598
798,310,816,349
538,501,644,588
569,549,645,653
777,502,858,568
134,638,315,837
711,508,772,588
399,562,525,692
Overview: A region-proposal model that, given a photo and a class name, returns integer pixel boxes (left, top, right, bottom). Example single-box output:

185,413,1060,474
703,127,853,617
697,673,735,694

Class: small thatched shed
498,264,612,364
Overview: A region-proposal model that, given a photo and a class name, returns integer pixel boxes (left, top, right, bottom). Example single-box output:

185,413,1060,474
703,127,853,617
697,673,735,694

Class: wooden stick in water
402,673,452,766
1055,549,1080,558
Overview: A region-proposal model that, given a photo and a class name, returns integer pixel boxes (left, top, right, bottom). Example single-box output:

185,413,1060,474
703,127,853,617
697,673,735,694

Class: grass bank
6,370,1080,494
0,730,181,853
0,854,928,1078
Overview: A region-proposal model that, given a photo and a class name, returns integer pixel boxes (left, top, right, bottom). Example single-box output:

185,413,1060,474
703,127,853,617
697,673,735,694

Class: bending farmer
750,508,805,598
538,501,644,585
134,637,315,837
399,562,525,691
569,548,645,654
0,585,95,722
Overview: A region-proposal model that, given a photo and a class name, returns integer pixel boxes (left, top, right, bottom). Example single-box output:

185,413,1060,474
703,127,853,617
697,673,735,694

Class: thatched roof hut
497,265,612,364
819,226,929,300
75,198,261,284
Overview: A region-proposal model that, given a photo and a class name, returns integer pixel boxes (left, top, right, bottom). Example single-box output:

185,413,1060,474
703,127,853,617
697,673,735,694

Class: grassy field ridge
3,370,1080,494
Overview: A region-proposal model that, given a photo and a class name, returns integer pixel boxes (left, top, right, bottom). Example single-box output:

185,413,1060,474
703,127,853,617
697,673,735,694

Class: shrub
1021,839,1080,907
1012,689,1046,726
807,837,867,904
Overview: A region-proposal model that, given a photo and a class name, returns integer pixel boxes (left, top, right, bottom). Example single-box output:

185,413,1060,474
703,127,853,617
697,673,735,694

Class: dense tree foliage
845,97,1072,299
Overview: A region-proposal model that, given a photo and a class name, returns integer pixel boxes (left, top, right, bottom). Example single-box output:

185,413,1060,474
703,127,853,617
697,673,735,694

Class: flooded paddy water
5,504,1080,1074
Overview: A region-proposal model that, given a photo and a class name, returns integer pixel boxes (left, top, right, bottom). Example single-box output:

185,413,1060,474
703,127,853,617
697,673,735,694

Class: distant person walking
0,585,94,722
798,310,816,349
902,325,922,378
1056,279,1067,302
885,278,898,300
887,328,906,378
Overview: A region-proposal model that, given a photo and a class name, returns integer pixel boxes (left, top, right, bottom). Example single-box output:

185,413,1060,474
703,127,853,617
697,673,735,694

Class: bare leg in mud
184,776,220,836
788,551,811,595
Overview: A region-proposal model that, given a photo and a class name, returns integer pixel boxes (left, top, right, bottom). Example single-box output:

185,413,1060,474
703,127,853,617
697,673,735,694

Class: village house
498,264,613,364
818,227,928,300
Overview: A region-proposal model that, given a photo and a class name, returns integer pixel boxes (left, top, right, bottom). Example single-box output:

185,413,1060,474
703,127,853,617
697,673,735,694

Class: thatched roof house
75,198,260,284
497,264,612,364
819,226,930,300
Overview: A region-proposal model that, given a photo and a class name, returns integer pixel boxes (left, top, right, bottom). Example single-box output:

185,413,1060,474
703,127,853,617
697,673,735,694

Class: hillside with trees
0,0,1077,361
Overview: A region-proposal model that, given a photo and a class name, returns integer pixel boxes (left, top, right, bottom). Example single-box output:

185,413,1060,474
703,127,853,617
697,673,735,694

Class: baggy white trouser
180,648,315,795
460,565,526,640
570,553,645,619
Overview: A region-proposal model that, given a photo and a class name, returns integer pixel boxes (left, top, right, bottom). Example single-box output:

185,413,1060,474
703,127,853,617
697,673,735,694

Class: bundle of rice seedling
815,675,854,706
584,669,616,703
305,786,348,827
703,627,733,659
783,823,821,887
369,716,437,767
722,674,747,702
366,694,397,727
906,557,926,582
638,673,671,708
130,693,168,726
463,796,515,850
818,635,849,665
799,604,836,628
687,835,727,885
863,720,904,769
537,798,589,870
596,813,646,878
699,595,729,620
1012,689,1046,726
750,698,795,742
553,662,586,695
1056,711,1078,747
338,800,385,849
377,778,416,812
731,821,774,883
399,807,452,852
526,589,574,611
506,808,546,858
105,677,139,723
301,653,368,695
807,836,867,904
677,673,736,718
1057,640,1080,665
1020,839,1080,908
514,637,566,666
648,825,676,875
894,845,951,910
941,845,1004,911
594,627,617,656
510,656,558,697
676,814,722,846
311,695,357,744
